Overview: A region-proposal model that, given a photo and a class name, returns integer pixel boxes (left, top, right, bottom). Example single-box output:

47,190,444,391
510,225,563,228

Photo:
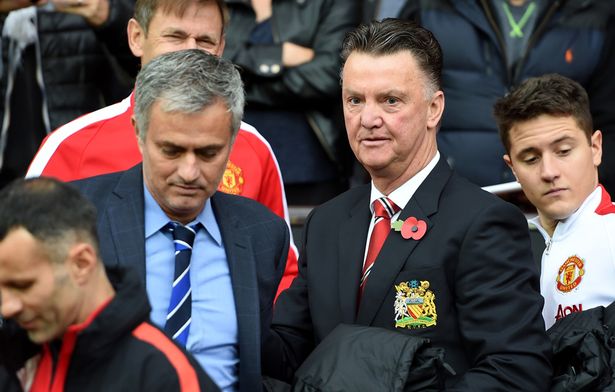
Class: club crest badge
556,255,585,293
219,160,244,195
394,280,437,329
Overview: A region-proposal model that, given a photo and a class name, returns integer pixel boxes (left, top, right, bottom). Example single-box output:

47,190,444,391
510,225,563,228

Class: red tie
360,197,400,293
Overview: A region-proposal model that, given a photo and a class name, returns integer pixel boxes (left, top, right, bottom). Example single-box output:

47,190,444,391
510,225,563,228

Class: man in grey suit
73,49,289,392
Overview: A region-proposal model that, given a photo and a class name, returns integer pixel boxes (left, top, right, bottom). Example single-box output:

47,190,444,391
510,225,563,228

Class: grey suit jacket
73,164,289,392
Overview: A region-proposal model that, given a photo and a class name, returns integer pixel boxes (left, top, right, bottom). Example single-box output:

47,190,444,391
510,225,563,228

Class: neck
76,271,115,324
539,215,557,238
509,0,528,6
371,146,436,196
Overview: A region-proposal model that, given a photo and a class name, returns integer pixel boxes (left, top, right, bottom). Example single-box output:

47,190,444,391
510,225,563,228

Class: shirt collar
369,151,440,213
529,185,602,240
143,183,222,245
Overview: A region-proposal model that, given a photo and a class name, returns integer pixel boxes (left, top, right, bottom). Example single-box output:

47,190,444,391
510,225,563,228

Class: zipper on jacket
512,0,561,83
480,0,511,82
545,238,552,256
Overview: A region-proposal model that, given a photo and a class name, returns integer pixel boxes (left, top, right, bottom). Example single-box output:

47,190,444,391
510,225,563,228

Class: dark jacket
0,267,220,392
547,301,615,392
0,1,138,132
222,0,360,175
291,324,450,391
401,0,615,188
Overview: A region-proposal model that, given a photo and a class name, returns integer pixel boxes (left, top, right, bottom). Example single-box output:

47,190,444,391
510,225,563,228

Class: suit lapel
105,165,147,282
211,194,260,388
338,188,371,323
356,159,452,325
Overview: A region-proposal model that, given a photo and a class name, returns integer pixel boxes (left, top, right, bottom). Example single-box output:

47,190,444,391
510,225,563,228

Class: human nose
183,37,198,50
540,154,560,182
360,102,383,129
0,289,22,319
177,154,199,183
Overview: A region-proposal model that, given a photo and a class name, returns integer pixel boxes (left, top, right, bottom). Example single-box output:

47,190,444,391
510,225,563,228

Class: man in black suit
264,19,552,390
72,49,289,391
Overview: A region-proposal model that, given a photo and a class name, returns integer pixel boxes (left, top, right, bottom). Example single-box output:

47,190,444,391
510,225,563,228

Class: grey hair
134,49,245,141
340,18,442,98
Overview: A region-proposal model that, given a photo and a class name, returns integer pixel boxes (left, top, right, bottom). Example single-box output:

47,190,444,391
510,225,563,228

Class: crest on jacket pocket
394,280,437,329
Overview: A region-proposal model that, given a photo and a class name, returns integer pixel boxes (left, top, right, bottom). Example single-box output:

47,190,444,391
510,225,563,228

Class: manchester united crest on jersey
219,160,244,195
394,280,437,329
556,255,585,293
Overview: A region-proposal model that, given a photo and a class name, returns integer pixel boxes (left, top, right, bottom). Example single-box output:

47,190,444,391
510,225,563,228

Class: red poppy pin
391,217,427,240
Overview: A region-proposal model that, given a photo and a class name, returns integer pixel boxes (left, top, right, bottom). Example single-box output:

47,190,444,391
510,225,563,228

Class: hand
0,0,47,13
51,0,109,27
282,42,314,67
251,0,271,23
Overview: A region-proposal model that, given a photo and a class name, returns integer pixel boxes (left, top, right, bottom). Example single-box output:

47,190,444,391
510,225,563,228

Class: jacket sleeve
232,0,360,106
262,210,317,383
448,201,553,391
93,0,139,78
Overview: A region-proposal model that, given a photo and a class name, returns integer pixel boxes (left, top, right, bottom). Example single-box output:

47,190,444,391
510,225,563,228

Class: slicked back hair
494,74,593,153
133,49,244,141
340,18,443,98
0,177,100,264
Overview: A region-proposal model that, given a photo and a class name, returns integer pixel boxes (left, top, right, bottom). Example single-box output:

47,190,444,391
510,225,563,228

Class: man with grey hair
73,49,289,391
264,19,551,389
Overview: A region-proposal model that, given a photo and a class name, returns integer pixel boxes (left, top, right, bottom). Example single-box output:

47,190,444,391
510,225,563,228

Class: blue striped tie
165,222,199,346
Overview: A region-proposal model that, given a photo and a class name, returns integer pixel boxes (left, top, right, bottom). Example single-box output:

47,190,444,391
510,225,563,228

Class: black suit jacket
72,164,289,392
265,159,552,391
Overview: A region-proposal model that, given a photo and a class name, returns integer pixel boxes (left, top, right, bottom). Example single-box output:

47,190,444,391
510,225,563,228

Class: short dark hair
494,74,593,153
340,18,443,95
0,177,100,263
134,0,228,35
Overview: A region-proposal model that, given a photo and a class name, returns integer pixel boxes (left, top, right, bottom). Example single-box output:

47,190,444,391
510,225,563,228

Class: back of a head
494,73,593,152
340,18,443,95
134,0,228,34
133,48,245,141
0,177,99,262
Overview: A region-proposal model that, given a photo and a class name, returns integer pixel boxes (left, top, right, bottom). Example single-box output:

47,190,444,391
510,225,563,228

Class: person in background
222,0,359,205
73,49,289,392
0,177,219,392
26,0,298,299
0,0,137,188
362,0,408,22
400,0,615,193
494,73,615,330
263,19,551,389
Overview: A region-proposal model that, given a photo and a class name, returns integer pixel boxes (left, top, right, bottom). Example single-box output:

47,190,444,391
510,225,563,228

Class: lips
544,187,567,197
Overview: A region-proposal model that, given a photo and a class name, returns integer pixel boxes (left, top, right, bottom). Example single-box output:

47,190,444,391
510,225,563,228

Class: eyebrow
516,135,575,157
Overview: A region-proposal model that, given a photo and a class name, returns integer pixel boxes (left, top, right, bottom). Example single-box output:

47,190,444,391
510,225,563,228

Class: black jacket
401,0,615,189
547,301,615,391
0,0,138,132
223,0,360,175
0,267,220,392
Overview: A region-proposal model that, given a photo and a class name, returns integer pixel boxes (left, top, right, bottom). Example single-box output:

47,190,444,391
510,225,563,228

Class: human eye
197,147,220,160
522,155,539,165
9,280,33,291
556,146,572,156
385,96,399,105
161,145,180,157
347,96,361,105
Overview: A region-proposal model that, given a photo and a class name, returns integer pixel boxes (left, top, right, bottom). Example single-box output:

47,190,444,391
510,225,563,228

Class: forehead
146,99,232,142
0,228,49,282
509,115,587,152
150,1,223,34
342,51,424,93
